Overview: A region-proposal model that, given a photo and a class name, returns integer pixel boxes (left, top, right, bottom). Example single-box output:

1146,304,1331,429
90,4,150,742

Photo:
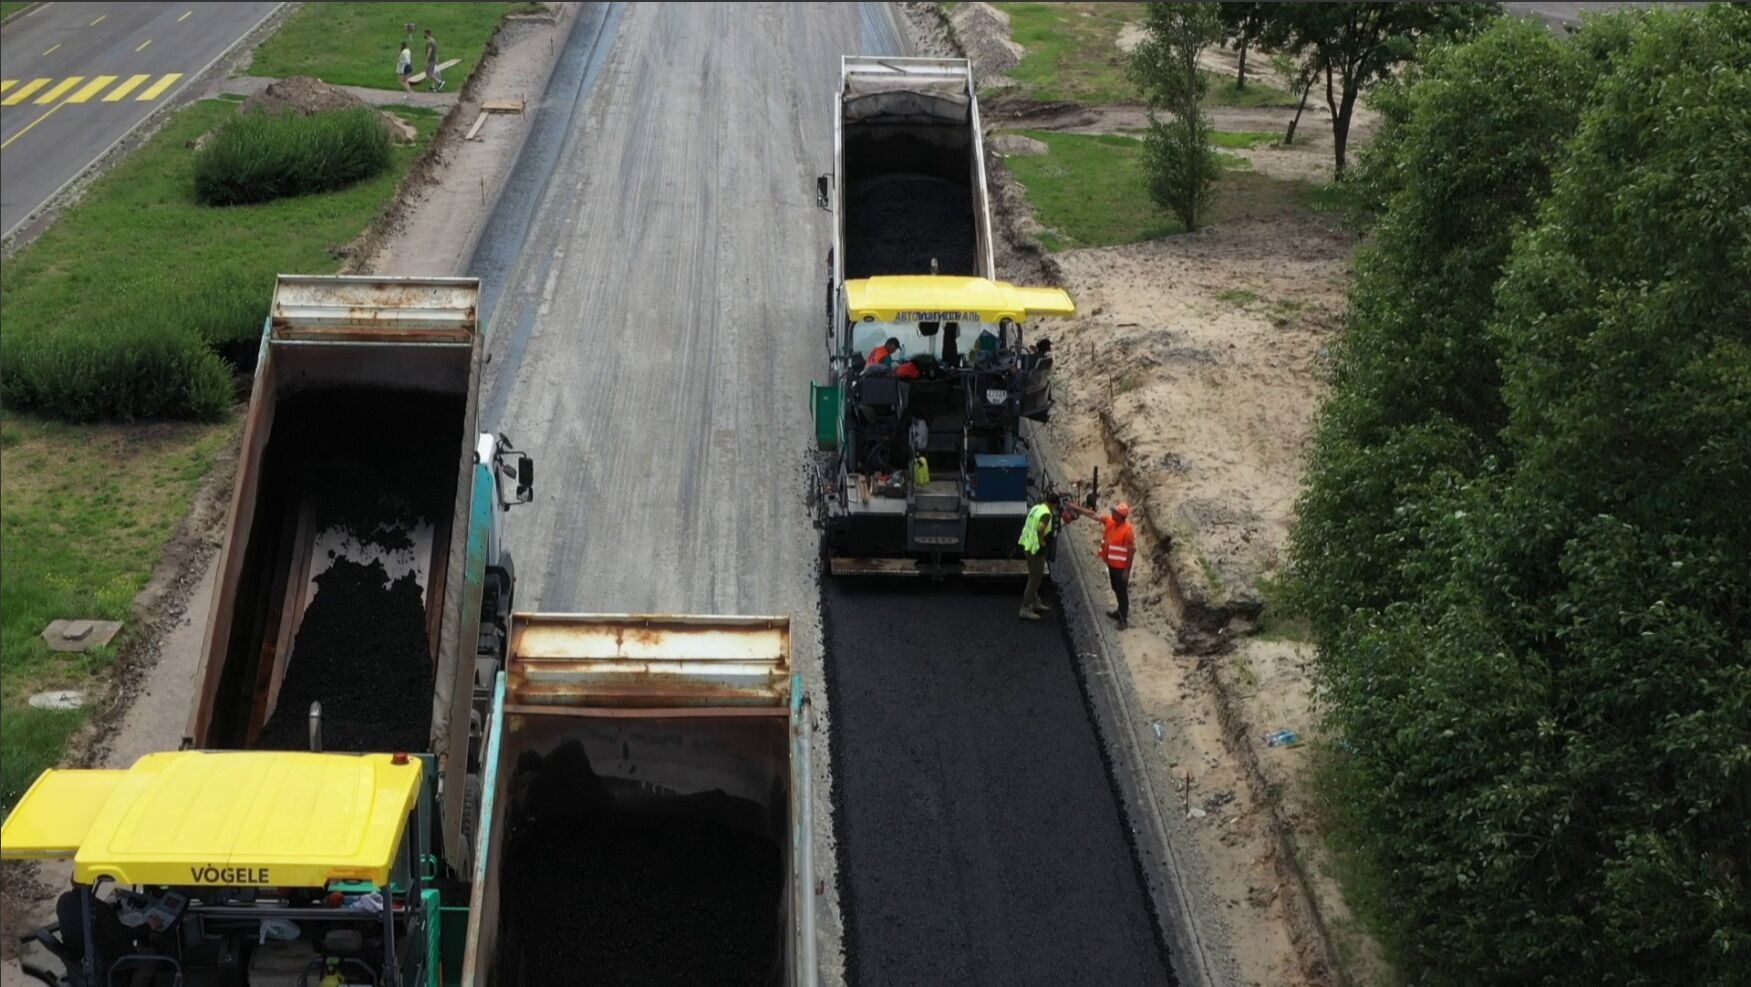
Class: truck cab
2,750,457,987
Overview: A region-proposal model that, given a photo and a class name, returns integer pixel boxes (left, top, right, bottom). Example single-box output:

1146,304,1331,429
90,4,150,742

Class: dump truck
812,56,1075,577
460,613,817,985
3,750,463,987
185,275,532,871
3,615,816,986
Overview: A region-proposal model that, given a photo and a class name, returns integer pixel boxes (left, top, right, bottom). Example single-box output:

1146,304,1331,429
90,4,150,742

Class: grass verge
249,2,519,91
1004,129,1313,250
0,417,233,809
0,2,34,21
996,2,1145,105
1,100,439,420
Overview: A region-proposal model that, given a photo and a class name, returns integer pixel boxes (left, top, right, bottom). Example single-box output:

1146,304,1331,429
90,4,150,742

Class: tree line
1286,5,1750,983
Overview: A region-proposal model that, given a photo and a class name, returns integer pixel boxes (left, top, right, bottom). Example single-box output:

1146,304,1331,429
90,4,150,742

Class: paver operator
1068,500,1137,628
1017,492,1062,621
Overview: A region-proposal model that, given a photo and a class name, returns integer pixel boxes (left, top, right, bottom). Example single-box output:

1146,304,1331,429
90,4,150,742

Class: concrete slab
39,619,122,652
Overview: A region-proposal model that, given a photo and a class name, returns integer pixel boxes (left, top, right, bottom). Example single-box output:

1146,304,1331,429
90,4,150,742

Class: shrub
194,107,391,206
0,320,232,422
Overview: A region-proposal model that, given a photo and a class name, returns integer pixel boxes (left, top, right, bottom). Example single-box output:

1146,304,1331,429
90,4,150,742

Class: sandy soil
1049,214,1353,615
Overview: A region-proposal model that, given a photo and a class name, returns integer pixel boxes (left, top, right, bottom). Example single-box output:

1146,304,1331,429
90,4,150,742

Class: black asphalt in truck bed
825,578,1172,986
254,558,433,753
496,741,783,985
844,175,977,280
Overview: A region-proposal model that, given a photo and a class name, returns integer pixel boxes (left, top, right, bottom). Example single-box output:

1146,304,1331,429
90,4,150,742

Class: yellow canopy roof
846,276,1075,324
0,751,422,888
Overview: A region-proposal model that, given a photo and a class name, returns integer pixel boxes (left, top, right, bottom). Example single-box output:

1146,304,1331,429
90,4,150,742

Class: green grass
1209,130,1279,149
996,2,1146,105
1004,129,1297,250
0,417,234,809
1,2,35,21
1,99,439,419
249,2,518,91
1218,287,1262,306
1201,70,1302,108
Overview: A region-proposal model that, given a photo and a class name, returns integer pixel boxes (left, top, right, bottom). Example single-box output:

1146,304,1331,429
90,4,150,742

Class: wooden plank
406,57,461,86
480,98,523,114
464,113,488,141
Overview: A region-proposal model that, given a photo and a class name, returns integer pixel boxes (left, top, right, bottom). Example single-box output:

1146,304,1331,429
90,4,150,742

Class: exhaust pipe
308,701,323,752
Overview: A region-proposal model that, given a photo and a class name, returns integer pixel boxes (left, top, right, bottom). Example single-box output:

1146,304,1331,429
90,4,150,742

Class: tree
1129,3,1224,230
1267,3,1499,178
1269,50,1321,145
1216,3,1272,90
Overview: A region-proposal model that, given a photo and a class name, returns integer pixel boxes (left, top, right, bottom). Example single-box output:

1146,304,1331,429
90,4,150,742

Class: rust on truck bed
507,613,792,710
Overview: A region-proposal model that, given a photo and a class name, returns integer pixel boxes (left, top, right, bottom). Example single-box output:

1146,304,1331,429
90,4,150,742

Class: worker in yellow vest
1017,492,1062,621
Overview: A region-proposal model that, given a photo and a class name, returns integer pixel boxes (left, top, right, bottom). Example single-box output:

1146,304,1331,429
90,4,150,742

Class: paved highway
0,1,278,237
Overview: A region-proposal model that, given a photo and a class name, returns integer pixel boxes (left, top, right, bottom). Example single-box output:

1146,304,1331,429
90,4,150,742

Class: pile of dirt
239,76,417,143
241,75,368,116
253,557,433,752
948,2,1024,80
844,175,976,278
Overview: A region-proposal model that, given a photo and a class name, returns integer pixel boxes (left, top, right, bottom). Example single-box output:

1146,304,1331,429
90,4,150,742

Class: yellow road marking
135,39,151,52
136,73,181,101
89,14,106,26
43,43,61,55
66,75,118,104
1,103,66,151
0,81,15,95
178,10,193,22
34,76,82,104
2,78,50,105
103,74,150,102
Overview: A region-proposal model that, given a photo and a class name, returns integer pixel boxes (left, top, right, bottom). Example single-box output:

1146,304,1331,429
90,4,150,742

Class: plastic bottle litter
1263,729,1300,748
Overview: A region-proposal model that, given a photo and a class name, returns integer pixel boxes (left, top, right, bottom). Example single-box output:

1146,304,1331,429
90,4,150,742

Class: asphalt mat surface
825,577,1172,986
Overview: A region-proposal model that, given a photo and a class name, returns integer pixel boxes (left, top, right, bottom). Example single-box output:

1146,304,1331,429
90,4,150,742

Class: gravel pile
844,174,977,279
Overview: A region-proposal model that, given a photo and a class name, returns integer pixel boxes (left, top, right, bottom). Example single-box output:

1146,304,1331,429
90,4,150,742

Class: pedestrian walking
424,28,446,92
1069,500,1137,628
396,41,414,97
1017,492,1061,621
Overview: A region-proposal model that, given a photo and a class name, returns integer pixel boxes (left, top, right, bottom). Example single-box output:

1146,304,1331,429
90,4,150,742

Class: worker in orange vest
867,337,901,367
1069,500,1137,628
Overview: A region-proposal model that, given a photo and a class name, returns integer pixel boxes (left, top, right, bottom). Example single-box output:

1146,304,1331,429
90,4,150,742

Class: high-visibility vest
1100,516,1136,570
869,344,894,366
1018,503,1054,555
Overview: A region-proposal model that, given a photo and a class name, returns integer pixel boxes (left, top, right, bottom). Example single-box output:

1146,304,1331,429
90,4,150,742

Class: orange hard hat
1113,502,1131,518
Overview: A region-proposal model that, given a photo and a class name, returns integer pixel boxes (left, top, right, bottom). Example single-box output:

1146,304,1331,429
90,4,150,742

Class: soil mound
239,76,417,143
241,76,366,116
949,2,1024,79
